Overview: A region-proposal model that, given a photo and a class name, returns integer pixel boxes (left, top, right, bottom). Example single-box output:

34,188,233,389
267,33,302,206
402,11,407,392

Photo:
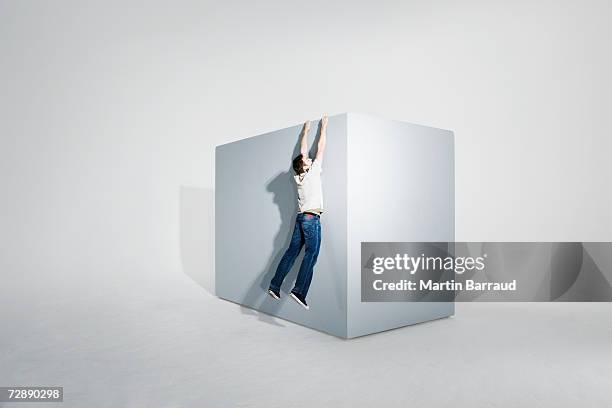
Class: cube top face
216,113,454,338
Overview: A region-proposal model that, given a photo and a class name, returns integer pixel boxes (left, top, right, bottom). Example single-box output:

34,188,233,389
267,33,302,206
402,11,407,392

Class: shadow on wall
239,123,323,325
179,186,214,295
239,170,300,325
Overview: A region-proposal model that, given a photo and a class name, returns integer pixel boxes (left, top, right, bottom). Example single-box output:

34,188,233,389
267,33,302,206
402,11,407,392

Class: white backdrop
2,1,611,282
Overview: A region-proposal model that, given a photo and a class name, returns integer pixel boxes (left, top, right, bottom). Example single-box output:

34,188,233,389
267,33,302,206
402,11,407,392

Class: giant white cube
216,113,454,338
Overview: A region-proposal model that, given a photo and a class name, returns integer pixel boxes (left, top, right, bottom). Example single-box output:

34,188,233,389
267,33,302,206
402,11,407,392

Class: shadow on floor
179,186,214,295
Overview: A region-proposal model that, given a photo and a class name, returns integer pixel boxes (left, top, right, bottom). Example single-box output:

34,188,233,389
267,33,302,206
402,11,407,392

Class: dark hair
293,155,307,175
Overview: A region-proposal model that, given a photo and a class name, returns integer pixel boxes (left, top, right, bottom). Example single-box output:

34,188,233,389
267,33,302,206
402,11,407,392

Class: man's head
293,154,312,175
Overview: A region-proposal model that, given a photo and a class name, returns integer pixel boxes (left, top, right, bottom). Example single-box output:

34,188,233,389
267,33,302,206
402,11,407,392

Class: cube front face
346,113,455,338
215,113,454,338
215,114,349,338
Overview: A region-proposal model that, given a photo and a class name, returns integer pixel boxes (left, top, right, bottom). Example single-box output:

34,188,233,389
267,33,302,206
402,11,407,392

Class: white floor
2,273,611,408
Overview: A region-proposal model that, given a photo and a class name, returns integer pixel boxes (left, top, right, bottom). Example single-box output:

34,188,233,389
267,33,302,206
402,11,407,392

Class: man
268,115,328,310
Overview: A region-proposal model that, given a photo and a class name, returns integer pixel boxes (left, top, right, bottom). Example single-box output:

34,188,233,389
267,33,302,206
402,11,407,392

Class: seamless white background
1,1,611,407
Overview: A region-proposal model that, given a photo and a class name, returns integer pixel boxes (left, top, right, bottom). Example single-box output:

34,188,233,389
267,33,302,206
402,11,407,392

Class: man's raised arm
315,114,328,162
300,120,311,157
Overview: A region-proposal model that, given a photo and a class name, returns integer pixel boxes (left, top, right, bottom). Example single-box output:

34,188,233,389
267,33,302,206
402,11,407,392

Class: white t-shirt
294,159,324,214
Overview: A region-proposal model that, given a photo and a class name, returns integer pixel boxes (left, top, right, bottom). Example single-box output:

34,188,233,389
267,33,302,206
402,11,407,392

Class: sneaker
290,291,309,310
268,288,280,300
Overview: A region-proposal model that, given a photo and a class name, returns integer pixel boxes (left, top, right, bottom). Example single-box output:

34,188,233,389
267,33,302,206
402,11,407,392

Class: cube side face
215,114,349,338
346,113,455,338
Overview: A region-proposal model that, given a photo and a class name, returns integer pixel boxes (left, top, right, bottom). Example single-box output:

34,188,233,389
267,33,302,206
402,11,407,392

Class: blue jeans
269,212,321,298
